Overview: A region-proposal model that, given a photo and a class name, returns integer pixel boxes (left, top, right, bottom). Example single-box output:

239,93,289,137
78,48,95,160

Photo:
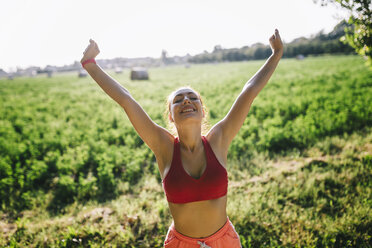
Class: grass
1,126,370,247
0,55,371,247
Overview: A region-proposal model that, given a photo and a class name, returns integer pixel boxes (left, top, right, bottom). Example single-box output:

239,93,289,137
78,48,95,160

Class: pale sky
0,0,348,72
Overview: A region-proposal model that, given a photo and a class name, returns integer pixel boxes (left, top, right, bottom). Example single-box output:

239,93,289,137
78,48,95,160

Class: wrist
272,50,283,60
81,58,96,68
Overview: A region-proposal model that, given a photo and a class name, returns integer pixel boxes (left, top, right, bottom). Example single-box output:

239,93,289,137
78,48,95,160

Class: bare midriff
168,195,227,238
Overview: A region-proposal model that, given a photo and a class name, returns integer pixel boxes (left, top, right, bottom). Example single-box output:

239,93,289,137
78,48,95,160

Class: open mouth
181,108,196,113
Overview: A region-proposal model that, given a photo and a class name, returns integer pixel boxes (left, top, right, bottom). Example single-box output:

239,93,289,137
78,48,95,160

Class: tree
314,0,372,67
161,49,169,64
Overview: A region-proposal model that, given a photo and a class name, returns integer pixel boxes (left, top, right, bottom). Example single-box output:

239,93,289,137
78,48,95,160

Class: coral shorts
164,217,241,248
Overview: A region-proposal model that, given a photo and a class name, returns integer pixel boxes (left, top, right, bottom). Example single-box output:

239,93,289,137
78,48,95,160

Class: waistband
169,217,231,244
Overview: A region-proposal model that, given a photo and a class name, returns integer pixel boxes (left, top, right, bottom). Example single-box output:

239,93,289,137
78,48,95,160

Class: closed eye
172,93,199,103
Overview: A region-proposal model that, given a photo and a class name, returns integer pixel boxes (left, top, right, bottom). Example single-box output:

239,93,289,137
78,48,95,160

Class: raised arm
80,40,173,170
209,29,283,153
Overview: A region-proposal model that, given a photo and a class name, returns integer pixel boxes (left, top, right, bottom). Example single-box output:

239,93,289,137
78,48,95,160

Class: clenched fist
81,39,100,64
269,29,283,57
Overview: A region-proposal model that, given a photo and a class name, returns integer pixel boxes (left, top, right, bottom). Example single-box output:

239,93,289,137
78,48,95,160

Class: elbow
241,86,257,103
117,91,131,107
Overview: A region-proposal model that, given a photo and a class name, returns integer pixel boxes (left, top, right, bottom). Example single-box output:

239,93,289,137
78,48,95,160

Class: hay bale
78,69,88,78
115,67,123,74
296,54,305,60
130,67,149,80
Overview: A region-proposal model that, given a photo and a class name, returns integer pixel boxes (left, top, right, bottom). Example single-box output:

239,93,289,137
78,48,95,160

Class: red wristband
82,58,96,68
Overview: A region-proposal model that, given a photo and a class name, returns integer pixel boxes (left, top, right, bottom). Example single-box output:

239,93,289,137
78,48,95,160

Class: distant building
2,53,193,79
30,70,37,77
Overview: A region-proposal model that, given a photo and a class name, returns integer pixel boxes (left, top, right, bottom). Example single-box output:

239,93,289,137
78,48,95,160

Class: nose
182,96,191,104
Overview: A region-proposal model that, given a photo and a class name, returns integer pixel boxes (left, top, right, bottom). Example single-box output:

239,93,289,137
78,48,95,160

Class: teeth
182,109,194,113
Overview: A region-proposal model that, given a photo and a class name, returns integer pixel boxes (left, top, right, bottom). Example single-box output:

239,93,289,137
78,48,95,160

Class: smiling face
168,87,205,126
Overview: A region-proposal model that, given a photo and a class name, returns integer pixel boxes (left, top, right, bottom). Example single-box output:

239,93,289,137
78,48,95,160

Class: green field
0,55,371,247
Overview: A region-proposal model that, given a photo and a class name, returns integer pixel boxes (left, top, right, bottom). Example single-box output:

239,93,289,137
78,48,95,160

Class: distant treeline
188,21,355,63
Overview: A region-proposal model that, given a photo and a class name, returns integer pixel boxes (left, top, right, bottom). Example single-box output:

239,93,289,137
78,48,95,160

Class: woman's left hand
269,29,283,57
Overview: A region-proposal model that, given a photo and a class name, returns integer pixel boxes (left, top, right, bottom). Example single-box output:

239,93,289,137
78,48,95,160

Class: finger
270,34,275,41
275,29,281,39
90,39,97,47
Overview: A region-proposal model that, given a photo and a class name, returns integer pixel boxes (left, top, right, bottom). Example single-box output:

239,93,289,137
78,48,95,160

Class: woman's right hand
81,39,100,63
269,29,283,57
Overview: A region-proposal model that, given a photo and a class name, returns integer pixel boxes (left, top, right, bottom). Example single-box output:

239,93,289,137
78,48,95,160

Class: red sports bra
162,136,228,204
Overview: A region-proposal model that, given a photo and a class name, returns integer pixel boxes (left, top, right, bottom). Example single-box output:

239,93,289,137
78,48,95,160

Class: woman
81,29,283,247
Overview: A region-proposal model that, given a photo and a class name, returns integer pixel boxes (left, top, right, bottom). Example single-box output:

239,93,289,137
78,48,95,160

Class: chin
176,116,202,125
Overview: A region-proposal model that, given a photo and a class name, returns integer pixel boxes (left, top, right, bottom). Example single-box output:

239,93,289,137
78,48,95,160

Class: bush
26,160,48,187
97,162,117,199
77,172,98,201
0,157,13,207
53,175,76,205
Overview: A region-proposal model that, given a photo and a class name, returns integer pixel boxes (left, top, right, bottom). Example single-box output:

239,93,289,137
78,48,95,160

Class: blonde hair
165,86,210,136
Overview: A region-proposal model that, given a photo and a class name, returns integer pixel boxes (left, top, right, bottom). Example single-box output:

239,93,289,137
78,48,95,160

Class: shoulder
155,133,176,178
205,128,228,167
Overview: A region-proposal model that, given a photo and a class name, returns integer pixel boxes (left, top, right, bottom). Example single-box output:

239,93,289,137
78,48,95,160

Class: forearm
84,63,130,105
243,52,282,98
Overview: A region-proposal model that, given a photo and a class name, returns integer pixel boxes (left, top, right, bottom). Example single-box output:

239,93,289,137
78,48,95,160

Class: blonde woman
81,29,283,247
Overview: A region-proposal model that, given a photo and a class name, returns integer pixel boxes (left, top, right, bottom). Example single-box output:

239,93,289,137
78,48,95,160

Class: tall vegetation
188,21,355,63
0,55,371,247
315,0,372,67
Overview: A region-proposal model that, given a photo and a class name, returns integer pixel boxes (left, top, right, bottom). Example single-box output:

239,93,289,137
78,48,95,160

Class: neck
176,124,202,153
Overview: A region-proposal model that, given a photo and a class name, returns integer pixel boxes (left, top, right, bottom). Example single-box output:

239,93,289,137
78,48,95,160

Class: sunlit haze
0,0,348,72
